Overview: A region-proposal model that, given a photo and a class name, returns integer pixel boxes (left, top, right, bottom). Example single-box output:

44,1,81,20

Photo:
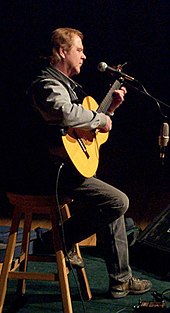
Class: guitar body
62,96,109,178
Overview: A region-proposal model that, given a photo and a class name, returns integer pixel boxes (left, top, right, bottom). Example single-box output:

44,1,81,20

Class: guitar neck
97,80,122,114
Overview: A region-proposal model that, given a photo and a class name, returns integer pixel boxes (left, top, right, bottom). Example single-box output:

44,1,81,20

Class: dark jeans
56,160,132,284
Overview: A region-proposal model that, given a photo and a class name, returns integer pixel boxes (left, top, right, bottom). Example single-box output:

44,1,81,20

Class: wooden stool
0,193,92,313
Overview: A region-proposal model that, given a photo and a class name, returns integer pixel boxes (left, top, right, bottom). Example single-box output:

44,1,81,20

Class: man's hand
108,86,127,114
98,115,112,133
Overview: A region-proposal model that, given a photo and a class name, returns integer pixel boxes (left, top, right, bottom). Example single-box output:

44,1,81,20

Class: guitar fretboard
97,80,121,114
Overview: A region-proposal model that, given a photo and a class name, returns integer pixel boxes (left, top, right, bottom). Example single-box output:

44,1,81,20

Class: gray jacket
31,66,107,131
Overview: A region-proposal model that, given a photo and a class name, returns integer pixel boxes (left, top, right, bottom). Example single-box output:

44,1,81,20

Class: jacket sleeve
31,78,107,131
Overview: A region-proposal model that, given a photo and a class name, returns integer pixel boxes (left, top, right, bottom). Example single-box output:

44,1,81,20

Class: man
30,27,151,298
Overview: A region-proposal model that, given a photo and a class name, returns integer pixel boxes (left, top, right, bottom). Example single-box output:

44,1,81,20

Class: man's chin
76,68,81,74
70,68,81,77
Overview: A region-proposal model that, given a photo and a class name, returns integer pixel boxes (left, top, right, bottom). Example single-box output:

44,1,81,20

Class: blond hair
50,27,83,65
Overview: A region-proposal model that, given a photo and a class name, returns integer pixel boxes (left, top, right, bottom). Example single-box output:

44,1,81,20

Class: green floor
3,248,170,313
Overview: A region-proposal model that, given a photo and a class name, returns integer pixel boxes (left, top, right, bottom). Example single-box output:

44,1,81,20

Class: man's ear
59,47,66,59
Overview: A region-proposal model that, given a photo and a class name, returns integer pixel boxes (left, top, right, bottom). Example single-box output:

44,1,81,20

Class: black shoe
65,245,84,269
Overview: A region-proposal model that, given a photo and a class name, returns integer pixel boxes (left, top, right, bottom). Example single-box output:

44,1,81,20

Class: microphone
158,122,169,160
98,62,135,81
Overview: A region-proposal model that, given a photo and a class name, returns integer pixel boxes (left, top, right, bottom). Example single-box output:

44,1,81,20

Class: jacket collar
45,65,82,91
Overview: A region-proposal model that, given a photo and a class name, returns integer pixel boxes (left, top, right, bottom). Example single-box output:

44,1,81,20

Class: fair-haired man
30,27,151,298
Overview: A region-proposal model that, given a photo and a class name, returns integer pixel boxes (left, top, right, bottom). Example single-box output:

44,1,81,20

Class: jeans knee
113,191,129,217
121,193,129,214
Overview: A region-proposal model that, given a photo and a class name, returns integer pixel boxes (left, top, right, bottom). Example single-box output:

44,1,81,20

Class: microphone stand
123,80,169,117
102,69,170,212
105,69,170,223
122,77,170,222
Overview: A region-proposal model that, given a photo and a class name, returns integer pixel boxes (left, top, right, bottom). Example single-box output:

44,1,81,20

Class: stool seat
0,192,92,313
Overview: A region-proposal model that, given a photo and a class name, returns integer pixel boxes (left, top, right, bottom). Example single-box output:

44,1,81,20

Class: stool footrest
9,271,59,281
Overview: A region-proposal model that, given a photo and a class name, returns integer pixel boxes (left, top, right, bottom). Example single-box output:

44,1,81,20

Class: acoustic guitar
62,79,122,178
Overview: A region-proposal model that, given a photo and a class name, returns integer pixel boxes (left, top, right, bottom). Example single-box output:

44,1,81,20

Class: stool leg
0,207,21,313
75,244,92,300
50,207,73,313
61,204,92,300
56,250,73,313
17,209,32,296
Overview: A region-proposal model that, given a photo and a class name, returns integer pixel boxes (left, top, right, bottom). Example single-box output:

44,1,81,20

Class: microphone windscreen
97,62,107,72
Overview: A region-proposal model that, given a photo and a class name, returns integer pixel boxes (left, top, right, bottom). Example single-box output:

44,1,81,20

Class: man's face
64,34,86,77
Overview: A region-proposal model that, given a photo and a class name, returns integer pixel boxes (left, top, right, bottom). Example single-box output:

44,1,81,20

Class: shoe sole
111,286,152,299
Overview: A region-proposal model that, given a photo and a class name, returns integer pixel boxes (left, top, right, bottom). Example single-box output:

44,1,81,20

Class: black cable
55,162,87,313
152,289,170,302
162,289,170,302
124,80,169,119
115,308,127,313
